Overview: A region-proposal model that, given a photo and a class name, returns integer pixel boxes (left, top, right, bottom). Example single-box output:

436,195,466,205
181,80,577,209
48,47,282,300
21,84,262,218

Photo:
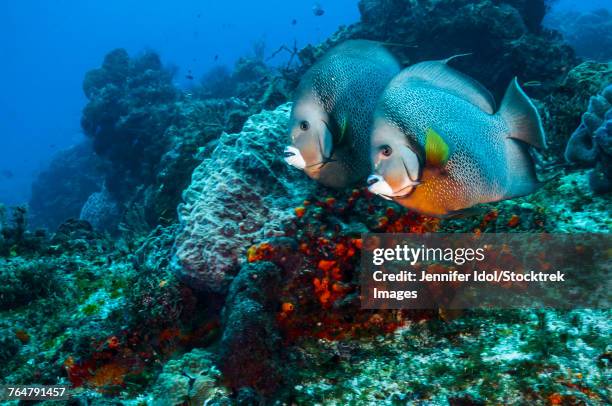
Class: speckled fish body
284,40,400,188
368,59,545,216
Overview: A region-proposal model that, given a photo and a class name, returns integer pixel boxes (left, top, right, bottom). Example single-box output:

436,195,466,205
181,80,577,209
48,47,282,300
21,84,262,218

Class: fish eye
381,145,393,157
299,120,310,131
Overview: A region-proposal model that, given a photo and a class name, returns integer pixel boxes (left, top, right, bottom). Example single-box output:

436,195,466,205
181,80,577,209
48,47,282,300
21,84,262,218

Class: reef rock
565,84,612,194
149,349,229,406
219,261,283,395
173,103,313,292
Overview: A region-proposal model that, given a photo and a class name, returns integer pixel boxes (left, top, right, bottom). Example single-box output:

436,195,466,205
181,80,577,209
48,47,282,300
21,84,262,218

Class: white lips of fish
367,175,394,199
283,146,306,169
367,175,419,200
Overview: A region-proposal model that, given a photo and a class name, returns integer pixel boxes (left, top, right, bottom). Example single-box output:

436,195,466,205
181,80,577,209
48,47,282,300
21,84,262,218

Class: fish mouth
284,146,306,169
368,175,419,200
284,145,336,172
384,184,418,200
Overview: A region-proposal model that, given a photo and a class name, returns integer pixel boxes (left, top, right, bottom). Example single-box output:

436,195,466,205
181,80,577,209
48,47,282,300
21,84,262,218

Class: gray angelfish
367,57,546,217
284,40,400,188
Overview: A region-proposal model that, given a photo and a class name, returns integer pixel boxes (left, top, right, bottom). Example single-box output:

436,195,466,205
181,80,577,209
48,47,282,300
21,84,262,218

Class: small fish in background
186,70,194,80
284,40,400,188
312,2,325,17
367,57,546,217
291,18,298,26
214,54,219,61
522,80,542,88
0,170,14,179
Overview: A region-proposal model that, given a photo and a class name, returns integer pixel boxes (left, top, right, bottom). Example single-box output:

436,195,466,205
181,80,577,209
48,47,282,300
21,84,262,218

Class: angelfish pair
284,40,546,217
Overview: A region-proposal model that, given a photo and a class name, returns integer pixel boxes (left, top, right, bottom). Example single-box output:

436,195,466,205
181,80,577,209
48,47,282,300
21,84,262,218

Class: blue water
0,0,359,206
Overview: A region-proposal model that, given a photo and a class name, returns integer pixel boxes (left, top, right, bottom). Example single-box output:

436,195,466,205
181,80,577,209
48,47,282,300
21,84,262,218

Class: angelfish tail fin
498,78,546,199
498,77,547,150
503,138,543,199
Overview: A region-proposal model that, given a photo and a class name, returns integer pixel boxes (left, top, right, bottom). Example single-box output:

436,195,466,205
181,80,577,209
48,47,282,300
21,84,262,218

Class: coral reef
29,141,103,231
0,257,60,310
173,103,313,293
288,309,611,404
1,104,610,405
300,0,576,98
143,97,254,228
3,1,611,404
0,219,217,399
539,61,612,156
196,57,290,111
565,84,612,194
0,206,47,257
68,48,293,236
149,349,229,405
81,49,179,203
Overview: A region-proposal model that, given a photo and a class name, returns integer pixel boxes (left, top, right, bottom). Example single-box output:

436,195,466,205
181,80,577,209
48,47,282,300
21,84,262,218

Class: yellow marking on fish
339,114,349,143
425,128,449,167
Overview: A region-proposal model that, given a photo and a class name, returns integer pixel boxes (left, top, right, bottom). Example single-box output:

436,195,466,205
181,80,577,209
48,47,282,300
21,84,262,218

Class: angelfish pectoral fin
339,114,349,143
425,128,450,167
284,146,306,170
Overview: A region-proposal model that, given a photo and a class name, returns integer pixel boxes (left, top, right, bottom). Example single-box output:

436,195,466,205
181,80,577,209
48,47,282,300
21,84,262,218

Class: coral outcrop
565,84,612,194
66,48,294,235
173,103,313,292
29,141,103,231
1,206,47,257
219,261,283,395
299,0,576,98
81,49,179,203
539,61,612,156
79,186,121,233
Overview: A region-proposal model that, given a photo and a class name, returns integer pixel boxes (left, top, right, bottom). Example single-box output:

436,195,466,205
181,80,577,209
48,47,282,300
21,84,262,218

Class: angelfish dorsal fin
425,128,450,167
401,57,496,114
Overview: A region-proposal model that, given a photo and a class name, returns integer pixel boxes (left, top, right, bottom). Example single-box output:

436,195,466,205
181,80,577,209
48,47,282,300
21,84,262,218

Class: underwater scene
1,0,611,404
